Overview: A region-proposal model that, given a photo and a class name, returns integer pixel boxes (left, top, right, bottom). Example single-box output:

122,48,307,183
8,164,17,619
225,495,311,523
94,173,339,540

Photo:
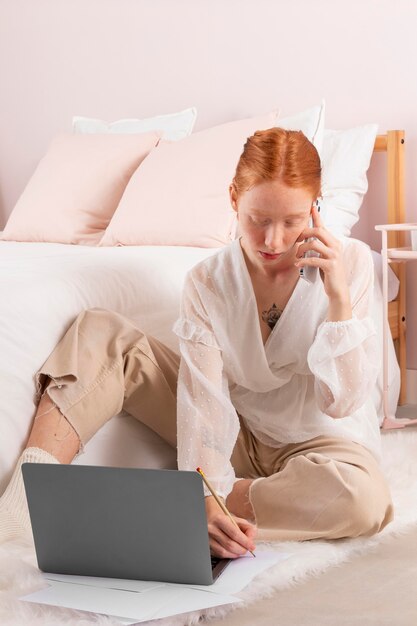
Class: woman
0,128,393,557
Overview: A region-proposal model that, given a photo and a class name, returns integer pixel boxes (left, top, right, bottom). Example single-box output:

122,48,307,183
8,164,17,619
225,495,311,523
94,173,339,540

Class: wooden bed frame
374,130,406,404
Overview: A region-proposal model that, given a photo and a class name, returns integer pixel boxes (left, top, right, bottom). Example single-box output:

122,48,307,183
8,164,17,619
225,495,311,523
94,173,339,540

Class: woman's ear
229,184,238,213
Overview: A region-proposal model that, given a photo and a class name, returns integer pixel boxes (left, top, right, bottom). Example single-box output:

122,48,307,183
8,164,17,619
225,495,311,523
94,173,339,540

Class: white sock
0,447,60,542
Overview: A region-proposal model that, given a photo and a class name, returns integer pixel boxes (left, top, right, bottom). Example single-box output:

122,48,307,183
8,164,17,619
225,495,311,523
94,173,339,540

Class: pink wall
1,0,416,367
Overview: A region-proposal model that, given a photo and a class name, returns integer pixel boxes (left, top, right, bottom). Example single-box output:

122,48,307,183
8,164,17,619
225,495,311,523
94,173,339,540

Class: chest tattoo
261,303,283,330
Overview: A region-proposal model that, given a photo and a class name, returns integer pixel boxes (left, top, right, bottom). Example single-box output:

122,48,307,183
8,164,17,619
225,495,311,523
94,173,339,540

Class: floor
208,525,417,626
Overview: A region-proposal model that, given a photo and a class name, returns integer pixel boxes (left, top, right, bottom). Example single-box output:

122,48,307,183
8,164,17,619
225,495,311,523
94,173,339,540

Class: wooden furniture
375,223,417,429
373,131,407,406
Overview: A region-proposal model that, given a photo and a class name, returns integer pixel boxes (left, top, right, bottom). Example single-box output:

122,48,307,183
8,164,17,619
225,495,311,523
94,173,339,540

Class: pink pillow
99,112,277,248
1,132,160,245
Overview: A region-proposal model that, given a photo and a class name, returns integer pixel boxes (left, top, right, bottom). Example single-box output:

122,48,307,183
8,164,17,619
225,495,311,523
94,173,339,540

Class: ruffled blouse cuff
201,472,235,500
173,317,221,349
308,315,376,363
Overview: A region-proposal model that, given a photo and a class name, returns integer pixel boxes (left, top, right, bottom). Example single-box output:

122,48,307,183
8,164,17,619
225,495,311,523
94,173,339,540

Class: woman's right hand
205,496,257,558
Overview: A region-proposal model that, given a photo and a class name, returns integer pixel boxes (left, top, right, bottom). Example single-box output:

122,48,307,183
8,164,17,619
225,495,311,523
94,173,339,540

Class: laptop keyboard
210,556,222,570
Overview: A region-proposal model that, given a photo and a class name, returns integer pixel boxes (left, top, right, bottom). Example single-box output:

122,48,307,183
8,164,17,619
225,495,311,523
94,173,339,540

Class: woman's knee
340,469,394,537
77,308,137,334
75,309,147,356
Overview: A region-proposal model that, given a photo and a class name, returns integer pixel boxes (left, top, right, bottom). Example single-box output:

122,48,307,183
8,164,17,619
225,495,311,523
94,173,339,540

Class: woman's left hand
295,203,352,320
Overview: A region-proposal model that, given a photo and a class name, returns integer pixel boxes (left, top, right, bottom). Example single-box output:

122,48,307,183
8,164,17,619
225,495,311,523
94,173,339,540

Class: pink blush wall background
0,0,416,368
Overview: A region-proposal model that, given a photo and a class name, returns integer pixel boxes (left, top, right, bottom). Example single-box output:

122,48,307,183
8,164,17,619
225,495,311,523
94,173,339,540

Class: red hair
231,127,321,200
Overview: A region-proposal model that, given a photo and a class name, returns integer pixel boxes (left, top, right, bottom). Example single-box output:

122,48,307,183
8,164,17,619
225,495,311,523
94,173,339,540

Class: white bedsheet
0,241,400,493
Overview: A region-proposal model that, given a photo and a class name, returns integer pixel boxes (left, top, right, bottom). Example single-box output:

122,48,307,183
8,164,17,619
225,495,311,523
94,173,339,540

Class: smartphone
299,204,320,284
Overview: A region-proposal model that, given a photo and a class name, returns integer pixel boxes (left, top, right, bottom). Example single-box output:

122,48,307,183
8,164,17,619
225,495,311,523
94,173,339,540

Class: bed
0,105,405,495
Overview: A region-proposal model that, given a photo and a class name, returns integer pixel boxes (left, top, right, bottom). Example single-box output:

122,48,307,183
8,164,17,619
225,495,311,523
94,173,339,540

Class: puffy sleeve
173,271,240,499
307,240,380,418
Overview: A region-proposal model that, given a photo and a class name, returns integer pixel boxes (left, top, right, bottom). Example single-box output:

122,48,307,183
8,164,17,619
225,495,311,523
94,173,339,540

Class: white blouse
173,236,382,499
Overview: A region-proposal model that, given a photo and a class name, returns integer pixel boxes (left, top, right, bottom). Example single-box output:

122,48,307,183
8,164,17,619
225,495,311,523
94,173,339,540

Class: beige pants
36,308,394,541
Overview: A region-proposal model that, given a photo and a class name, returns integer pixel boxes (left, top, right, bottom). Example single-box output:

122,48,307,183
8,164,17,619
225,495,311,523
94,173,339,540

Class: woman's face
230,179,314,275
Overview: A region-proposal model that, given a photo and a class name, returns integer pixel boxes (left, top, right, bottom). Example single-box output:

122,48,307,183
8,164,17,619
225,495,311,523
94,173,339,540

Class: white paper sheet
182,550,293,595
20,550,291,623
21,579,240,622
44,572,164,593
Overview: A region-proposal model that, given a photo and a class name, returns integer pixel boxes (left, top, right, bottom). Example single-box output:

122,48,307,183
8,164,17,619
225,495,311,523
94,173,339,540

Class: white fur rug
1,430,417,626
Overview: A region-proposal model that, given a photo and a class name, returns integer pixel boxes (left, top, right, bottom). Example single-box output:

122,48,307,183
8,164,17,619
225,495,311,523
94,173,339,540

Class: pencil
196,467,256,557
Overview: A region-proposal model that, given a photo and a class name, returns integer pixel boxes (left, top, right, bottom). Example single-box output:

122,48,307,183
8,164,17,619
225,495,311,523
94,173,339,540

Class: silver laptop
22,463,230,585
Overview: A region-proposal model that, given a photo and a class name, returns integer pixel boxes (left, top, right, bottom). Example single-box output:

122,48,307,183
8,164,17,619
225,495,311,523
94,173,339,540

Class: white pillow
278,100,325,154
72,106,197,141
320,124,378,237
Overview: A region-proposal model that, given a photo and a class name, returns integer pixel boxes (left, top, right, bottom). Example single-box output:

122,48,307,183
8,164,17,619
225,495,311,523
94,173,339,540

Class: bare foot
226,478,256,522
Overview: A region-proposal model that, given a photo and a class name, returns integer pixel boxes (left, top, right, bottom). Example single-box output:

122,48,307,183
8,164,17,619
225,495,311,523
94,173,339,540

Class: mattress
0,241,217,491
